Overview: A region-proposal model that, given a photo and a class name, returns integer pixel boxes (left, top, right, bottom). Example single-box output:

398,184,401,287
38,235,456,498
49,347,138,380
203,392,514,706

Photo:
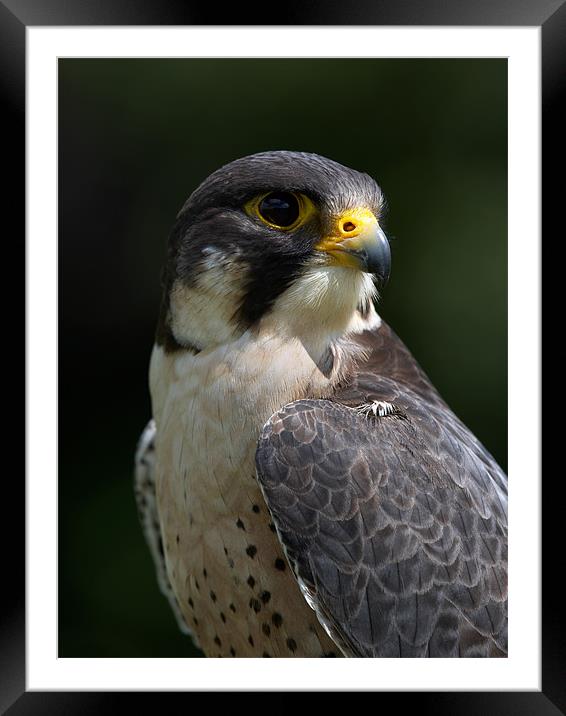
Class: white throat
169,256,378,366
265,266,378,364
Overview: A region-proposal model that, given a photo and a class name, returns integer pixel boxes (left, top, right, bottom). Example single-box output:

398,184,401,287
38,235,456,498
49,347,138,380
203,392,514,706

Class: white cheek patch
169,249,249,349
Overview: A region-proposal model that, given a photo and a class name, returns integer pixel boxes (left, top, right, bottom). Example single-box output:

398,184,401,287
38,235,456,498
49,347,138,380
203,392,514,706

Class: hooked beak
314,208,391,286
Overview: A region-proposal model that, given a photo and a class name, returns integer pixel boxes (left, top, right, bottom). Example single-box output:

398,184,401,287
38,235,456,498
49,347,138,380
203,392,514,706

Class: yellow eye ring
245,191,316,231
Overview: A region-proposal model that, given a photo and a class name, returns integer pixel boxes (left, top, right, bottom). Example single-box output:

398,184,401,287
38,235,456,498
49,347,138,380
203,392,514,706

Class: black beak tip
366,231,391,286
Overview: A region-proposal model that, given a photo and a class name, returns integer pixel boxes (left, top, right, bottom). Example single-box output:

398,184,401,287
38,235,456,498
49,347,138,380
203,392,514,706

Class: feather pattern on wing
255,322,507,657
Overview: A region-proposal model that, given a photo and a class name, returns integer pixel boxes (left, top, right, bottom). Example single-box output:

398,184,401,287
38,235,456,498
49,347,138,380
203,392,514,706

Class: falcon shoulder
255,323,508,657
134,420,195,638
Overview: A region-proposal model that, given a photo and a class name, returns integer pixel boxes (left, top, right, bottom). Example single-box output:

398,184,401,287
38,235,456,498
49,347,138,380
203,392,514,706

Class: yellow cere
314,208,378,254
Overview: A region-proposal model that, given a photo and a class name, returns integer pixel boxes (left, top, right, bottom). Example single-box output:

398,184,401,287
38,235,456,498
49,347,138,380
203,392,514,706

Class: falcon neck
262,266,379,367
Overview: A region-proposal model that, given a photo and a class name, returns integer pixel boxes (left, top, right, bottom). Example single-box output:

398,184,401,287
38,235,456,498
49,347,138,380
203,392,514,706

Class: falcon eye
257,192,300,229
245,191,316,232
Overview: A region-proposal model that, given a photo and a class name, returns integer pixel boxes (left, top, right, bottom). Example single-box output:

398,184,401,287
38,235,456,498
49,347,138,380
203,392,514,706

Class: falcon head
156,151,391,357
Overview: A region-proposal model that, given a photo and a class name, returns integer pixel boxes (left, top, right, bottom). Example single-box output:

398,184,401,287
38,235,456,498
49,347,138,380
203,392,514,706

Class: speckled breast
151,342,341,657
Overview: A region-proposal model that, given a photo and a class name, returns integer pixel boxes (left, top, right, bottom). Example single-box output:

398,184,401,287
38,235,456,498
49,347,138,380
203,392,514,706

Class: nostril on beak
342,221,356,233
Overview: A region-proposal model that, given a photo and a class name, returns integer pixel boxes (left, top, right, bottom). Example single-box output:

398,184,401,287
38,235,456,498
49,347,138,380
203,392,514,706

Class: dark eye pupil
258,192,300,228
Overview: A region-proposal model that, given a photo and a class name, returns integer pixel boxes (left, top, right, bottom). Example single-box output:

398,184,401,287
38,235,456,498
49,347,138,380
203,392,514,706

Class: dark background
59,58,507,658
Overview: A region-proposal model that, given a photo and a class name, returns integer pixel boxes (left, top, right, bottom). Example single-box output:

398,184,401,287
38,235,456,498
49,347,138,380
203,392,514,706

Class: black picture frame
8,0,559,711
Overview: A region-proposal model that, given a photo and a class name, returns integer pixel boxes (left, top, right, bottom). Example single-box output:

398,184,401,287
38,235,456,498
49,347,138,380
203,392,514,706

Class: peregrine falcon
135,151,508,658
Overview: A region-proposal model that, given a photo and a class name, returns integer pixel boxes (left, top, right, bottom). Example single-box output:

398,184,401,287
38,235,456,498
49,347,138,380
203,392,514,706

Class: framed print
7,0,560,710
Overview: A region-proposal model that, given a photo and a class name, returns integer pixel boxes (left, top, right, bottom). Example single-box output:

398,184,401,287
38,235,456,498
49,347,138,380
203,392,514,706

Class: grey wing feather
255,393,507,658
134,420,194,637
